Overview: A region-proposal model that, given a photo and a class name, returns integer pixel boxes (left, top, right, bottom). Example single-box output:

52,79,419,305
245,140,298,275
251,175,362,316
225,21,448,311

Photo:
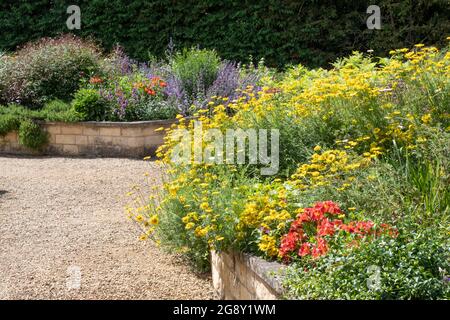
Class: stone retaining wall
211,251,285,300
0,119,175,158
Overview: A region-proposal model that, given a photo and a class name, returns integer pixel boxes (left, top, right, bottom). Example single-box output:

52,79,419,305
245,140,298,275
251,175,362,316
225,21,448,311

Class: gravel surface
0,156,213,300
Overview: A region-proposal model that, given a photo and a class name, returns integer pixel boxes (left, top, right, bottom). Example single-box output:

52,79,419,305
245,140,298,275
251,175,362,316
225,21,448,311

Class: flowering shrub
0,35,103,108
88,73,175,121
278,201,396,261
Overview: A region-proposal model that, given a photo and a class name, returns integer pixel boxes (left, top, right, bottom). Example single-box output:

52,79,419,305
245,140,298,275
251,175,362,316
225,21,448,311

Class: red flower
145,87,156,95
298,243,311,256
279,230,303,258
305,207,323,221
311,238,328,258
296,212,311,224
314,200,342,215
317,218,335,237
278,200,394,262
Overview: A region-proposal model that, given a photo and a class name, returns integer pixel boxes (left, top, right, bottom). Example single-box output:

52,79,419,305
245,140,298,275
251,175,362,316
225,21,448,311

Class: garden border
0,119,176,158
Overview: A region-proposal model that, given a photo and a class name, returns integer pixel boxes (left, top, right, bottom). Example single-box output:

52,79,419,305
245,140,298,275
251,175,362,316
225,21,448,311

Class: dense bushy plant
0,101,79,149
0,113,20,136
38,100,81,122
170,48,220,102
18,119,48,150
0,35,103,108
72,89,109,121
284,229,449,299
165,50,265,114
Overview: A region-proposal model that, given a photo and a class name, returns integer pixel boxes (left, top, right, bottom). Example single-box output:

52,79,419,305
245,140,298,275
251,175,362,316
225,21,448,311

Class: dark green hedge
1,0,449,68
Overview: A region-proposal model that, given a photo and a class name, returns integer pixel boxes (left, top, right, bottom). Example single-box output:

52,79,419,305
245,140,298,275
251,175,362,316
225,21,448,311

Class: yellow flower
194,226,209,237
421,113,431,124
185,222,195,230
416,137,427,143
139,234,148,241
149,215,159,225
258,235,278,257
200,202,210,210
313,145,321,152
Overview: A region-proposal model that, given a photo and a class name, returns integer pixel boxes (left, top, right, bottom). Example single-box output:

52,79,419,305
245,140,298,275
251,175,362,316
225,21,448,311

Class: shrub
0,35,103,108
18,119,48,150
133,99,177,121
0,112,20,136
166,54,264,114
72,89,109,121
283,229,450,299
169,48,220,108
38,100,81,122
0,101,81,150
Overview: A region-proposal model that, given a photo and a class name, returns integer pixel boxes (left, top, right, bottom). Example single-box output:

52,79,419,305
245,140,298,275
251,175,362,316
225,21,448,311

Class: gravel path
0,156,212,300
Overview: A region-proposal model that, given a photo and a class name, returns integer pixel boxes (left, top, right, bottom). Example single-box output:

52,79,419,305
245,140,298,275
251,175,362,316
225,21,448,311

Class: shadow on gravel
0,190,8,197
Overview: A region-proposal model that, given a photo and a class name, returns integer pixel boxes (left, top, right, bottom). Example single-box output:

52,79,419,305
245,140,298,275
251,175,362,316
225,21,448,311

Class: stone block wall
0,119,175,158
211,251,285,300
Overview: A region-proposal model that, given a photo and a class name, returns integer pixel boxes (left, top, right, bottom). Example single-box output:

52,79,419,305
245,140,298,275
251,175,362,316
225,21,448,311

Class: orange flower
89,76,103,84
145,87,156,95
151,76,161,86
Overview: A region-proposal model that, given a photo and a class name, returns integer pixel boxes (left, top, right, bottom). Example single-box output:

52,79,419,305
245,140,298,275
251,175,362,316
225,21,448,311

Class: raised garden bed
211,251,285,300
0,119,175,158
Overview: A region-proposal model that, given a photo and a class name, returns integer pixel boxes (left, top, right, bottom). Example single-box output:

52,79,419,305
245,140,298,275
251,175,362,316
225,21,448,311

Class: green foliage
18,119,49,150
72,89,109,121
171,48,220,100
0,113,20,136
1,1,449,68
283,230,450,299
156,194,211,272
133,100,178,121
38,99,82,122
0,101,79,149
0,35,103,108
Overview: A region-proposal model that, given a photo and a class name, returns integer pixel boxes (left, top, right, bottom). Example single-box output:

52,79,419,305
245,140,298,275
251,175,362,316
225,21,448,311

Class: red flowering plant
279,201,397,263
